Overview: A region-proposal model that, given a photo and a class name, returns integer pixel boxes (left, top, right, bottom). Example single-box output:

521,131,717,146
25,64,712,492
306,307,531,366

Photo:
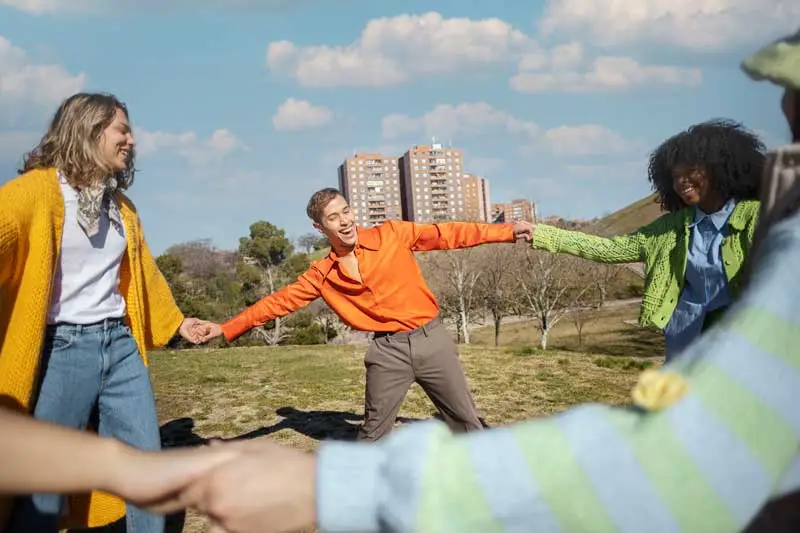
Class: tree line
156,219,643,350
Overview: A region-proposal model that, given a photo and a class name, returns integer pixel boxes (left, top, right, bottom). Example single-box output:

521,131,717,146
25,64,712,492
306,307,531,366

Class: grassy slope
591,193,664,236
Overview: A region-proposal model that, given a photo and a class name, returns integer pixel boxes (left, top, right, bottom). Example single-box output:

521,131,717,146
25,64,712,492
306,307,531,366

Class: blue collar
690,198,736,231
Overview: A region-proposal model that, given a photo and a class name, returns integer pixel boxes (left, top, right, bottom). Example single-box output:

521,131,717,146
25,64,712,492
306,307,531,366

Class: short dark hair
647,119,766,212
306,188,344,223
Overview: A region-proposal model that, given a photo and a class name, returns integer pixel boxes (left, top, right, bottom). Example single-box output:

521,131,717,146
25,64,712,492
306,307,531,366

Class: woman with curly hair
529,120,765,361
0,93,208,532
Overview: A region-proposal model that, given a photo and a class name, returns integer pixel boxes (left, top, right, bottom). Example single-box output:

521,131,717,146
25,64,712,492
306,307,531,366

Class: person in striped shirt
170,28,800,533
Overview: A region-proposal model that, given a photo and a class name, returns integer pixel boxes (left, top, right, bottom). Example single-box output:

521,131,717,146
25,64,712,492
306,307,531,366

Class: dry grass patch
146,331,659,532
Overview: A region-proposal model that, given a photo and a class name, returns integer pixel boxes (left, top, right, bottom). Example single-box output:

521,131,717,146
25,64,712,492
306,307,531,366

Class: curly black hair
647,119,766,212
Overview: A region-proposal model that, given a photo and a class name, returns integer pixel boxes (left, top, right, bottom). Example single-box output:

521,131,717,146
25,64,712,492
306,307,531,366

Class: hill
591,193,664,236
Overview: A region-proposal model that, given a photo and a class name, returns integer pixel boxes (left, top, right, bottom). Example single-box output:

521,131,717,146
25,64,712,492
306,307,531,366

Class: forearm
411,222,515,251
532,225,643,263
221,283,319,342
0,408,124,494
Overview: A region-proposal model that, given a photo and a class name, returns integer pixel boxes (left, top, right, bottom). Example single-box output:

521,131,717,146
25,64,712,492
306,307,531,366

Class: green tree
238,221,294,345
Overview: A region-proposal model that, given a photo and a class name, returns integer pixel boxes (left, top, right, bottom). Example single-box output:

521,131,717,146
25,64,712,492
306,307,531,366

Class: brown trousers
358,316,483,441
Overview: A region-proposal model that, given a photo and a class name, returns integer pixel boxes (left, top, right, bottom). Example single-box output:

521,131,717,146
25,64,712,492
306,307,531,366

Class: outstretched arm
216,268,324,343
531,213,675,264
0,406,238,509
389,220,521,252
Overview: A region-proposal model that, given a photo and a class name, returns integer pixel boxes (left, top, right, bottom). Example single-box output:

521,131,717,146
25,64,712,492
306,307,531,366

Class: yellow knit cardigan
0,168,184,530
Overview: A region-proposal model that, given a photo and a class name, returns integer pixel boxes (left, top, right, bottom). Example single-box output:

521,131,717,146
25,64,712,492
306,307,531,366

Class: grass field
144,302,663,532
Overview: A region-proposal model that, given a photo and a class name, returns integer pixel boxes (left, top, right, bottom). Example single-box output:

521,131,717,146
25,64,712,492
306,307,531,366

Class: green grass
146,301,662,532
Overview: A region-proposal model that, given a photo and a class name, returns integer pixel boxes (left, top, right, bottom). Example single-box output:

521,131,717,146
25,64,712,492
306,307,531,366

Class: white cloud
0,0,321,14
136,127,244,165
543,125,635,155
266,11,533,87
511,42,702,93
272,98,332,131
381,102,635,157
538,0,800,50
0,36,86,125
382,102,538,140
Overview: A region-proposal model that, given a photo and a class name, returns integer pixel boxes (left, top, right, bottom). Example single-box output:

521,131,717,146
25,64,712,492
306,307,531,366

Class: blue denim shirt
664,198,736,361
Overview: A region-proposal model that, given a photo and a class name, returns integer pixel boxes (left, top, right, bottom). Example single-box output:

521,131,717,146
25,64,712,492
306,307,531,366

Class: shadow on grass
220,406,489,442
556,327,665,359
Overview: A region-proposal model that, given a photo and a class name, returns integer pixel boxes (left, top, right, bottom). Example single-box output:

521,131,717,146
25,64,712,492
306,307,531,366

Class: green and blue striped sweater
315,208,800,532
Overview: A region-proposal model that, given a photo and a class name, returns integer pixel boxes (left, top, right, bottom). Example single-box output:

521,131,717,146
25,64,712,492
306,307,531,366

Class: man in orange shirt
197,188,533,440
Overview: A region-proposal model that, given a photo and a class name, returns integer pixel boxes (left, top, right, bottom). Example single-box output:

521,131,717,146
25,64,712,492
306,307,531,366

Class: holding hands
178,318,224,344
512,220,534,243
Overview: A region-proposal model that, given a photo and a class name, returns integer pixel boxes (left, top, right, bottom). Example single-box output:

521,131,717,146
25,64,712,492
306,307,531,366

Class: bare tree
166,239,236,279
308,300,350,344
475,244,518,347
515,250,596,350
297,232,329,254
420,249,482,344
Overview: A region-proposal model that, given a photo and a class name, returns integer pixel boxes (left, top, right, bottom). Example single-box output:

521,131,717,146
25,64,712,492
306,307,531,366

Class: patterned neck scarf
60,171,124,238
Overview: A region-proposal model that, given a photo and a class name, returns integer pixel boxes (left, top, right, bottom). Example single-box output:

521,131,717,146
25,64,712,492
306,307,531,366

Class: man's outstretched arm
389,220,529,252
204,267,324,343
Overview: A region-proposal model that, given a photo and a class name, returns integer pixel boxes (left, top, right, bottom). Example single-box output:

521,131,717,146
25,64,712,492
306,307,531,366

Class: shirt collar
326,225,381,262
691,197,736,231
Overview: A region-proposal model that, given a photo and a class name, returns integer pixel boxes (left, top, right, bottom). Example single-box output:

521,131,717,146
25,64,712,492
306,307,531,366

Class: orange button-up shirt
221,220,515,341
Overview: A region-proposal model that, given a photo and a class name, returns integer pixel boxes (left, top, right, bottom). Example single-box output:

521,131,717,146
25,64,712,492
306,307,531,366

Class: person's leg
96,321,164,533
411,320,483,433
5,325,102,533
357,335,416,442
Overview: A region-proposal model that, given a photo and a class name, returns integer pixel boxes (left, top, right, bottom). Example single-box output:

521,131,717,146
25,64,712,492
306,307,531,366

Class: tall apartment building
399,143,466,222
460,173,491,222
338,153,402,227
491,198,536,223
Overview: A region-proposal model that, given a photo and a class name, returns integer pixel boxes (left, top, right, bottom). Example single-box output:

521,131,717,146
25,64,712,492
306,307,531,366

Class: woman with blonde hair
0,92,207,533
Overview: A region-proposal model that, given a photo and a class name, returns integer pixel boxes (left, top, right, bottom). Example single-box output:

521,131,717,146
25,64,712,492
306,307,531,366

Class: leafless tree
420,249,482,344
475,244,518,346
166,239,236,279
515,250,596,350
308,300,350,344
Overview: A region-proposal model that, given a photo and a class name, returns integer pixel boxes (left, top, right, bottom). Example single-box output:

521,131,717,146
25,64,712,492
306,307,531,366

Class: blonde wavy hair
21,92,136,190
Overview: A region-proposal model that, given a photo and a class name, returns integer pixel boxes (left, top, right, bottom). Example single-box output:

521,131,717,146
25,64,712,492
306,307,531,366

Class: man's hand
192,321,224,344
178,318,221,344
179,438,317,533
513,220,534,243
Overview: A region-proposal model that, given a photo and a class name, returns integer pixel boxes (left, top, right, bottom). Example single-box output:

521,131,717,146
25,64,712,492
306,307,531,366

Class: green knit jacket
531,200,761,330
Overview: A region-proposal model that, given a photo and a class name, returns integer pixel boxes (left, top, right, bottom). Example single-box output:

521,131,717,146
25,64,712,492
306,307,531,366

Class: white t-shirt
47,174,128,325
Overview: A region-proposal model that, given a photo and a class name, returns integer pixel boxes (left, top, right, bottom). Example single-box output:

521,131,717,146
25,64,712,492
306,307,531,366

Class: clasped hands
177,318,224,345
115,436,317,533
512,220,534,243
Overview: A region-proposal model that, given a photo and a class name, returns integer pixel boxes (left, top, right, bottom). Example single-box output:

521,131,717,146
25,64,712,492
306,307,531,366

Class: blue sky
0,0,795,254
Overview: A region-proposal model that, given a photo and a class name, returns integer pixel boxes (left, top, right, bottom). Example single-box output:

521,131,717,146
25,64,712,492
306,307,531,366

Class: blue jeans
6,318,164,533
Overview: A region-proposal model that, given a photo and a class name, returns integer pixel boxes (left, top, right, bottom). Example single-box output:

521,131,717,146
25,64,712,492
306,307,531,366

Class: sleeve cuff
220,315,250,343
316,440,385,532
